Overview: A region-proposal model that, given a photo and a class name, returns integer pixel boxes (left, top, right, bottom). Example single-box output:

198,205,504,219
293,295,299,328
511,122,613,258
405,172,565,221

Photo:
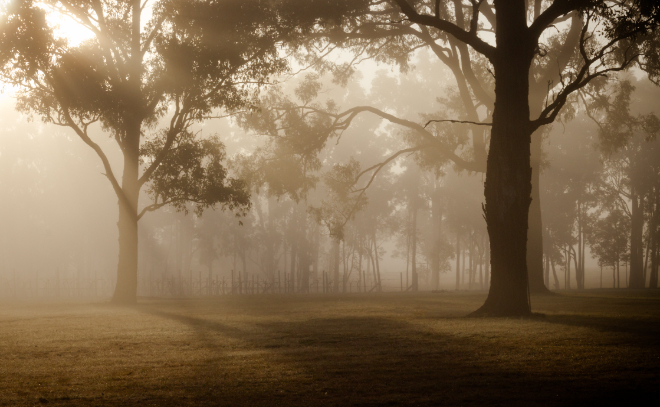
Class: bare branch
424,118,492,128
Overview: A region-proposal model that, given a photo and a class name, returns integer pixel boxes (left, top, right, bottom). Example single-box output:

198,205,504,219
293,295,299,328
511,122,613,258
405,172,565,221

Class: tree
0,0,297,303
285,0,659,314
286,1,583,295
590,208,630,287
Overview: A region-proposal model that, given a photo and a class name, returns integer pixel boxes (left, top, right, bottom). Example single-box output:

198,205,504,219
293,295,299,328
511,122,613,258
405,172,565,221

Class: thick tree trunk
473,0,533,316
112,117,141,304
629,191,645,288
111,1,143,304
527,136,548,294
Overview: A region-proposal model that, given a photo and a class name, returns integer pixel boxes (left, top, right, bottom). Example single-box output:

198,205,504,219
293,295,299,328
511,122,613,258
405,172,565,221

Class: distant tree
310,159,368,292
584,79,660,288
590,208,630,288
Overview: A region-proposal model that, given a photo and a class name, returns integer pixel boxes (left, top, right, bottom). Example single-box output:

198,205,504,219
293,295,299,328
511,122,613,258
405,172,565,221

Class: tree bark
527,135,548,294
473,0,533,316
111,124,141,304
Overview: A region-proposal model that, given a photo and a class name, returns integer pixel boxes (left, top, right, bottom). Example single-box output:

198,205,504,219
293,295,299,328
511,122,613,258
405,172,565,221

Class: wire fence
0,270,419,298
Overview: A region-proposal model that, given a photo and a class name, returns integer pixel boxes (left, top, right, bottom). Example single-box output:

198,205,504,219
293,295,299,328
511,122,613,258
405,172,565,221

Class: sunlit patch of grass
0,290,659,406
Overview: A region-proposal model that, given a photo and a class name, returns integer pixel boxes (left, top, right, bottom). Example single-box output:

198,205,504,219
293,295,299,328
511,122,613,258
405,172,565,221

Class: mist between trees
1,1,659,315
2,52,659,299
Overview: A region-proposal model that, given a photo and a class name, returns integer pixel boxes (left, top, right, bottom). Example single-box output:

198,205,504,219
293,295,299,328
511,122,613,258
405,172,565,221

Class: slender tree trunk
406,211,411,289
469,233,474,288
431,180,442,290
650,242,658,288
461,246,466,286
300,237,310,294
411,206,419,292
373,234,382,292
333,238,340,293
550,257,559,290
577,200,584,290
629,191,645,288
479,236,484,289
290,240,297,292
544,254,550,288
358,249,363,293
613,264,616,288
643,238,650,283
475,0,534,315
564,246,571,290
455,231,461,290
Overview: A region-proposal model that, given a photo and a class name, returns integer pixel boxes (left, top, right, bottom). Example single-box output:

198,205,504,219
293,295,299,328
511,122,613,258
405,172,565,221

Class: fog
2,50,659,299
3,1,660,405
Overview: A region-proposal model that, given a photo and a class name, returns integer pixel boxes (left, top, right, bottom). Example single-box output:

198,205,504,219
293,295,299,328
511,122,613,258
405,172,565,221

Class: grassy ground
0,290,659,406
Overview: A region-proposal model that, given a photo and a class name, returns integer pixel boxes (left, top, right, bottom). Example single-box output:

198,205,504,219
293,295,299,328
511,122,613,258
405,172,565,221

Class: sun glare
45,7,96,46
1,1,94,46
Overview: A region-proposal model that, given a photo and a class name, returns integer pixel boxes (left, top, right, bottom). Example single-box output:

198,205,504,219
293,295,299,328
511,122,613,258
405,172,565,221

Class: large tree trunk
527,102,551,294
473,0,533,316
526,125,547,294
111,0,142,304
112,129,140,304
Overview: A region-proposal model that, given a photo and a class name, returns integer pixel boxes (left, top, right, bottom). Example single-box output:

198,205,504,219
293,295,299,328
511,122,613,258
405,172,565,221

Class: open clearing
1,290,659,406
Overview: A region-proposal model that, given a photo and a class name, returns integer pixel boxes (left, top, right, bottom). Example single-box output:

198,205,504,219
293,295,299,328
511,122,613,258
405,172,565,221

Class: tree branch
392,0,496,60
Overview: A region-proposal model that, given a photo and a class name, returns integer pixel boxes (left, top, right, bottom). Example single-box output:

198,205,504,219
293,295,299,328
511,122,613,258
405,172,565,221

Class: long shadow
539,313,660,344
134,307,660,406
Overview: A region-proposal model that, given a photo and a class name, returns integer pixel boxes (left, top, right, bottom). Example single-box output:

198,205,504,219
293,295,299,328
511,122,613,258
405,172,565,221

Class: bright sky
2,1,94,44
0,1,96,100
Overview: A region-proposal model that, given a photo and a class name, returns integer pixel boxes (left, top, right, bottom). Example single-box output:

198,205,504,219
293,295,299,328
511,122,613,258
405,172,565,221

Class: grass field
1,290,659,406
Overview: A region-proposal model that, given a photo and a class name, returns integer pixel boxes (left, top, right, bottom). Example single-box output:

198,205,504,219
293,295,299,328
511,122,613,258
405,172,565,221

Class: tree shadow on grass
539,313,660,345
136,307,659,406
